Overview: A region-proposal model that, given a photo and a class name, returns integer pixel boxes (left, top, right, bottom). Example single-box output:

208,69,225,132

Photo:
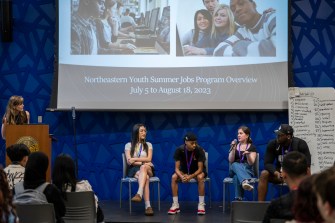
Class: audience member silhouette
0,168,18,223
263,151,309,223
290,174,323,223
4,144,31,189
13,152,65,223
52,153,104,222
314,166,335,223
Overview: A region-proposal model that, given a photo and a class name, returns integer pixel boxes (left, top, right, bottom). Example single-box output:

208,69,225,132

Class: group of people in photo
1,94,335,223
71,0,139,55
71,0,170,55
70,0,276,57
179,0,276,56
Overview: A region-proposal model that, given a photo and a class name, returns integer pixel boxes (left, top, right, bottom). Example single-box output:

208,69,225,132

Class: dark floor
100,200,230,223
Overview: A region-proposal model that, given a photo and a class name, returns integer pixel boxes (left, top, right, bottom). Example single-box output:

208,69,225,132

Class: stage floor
100,200,230,223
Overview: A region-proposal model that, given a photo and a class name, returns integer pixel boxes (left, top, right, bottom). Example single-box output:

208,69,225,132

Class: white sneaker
197,202,206,215
242,180,254,191
167,202,180,215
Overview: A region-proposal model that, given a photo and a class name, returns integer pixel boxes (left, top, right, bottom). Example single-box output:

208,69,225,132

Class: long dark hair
238,126,253,144
24,151,49,189
130,123,148,158
52,154,77,197
0,168,18,223
292,174,323,222
193,9,212,44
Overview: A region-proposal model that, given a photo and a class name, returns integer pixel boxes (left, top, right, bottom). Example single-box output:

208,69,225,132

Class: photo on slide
176,0,276,57
55,0,289,111
70,0,170,55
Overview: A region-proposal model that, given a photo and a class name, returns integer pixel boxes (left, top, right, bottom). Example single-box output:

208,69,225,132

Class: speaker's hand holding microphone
229,139,238,153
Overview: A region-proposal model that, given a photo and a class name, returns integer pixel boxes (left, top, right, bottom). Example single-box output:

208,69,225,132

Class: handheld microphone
71,107,76,120
229,139,238,153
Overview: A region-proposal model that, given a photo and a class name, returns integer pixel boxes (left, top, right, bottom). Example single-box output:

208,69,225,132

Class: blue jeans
230,162,254,198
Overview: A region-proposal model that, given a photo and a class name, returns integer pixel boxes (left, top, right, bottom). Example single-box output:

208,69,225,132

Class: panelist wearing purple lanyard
124,123,154,216
258,124,311,201
228,125,257,201
168,132,207,215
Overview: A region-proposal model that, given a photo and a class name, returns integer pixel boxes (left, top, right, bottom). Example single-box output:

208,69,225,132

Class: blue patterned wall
0,0,334,202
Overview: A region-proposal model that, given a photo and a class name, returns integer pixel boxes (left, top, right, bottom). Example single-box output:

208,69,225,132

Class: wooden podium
5,124,52,181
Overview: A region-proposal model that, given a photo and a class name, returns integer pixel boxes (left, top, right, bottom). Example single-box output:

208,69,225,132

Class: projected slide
56,0,289,110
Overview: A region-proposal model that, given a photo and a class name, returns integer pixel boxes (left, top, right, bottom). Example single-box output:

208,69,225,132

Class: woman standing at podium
1,95,30,139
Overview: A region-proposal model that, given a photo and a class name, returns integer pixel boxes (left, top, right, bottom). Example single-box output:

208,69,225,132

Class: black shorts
177,171,207,179
127,165,155,177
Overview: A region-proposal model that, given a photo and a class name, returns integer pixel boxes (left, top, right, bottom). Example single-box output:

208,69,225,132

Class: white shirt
124,142,153,158
4,164,25,189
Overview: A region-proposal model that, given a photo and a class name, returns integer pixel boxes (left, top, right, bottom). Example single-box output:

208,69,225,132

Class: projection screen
55,0,289,110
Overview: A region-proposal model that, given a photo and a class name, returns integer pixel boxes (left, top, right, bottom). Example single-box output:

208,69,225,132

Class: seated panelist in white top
124,123,154,216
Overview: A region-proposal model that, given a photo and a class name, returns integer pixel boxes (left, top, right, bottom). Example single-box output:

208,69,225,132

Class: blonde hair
211,4,236,38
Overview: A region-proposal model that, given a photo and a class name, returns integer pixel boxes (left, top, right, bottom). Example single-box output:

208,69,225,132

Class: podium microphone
71,107,78,176
72,107,76,119
229,139,238,153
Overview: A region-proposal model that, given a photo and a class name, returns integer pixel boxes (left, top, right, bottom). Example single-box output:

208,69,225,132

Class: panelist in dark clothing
168,132,207,215
258,124,311,201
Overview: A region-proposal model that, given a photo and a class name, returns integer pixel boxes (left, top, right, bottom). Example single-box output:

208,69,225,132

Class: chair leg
208,181,212,208
128,182,132,213
158,182,160,211
120,182,122,208
227,183,231,210
223,182,232,212
223,182,225,212
252,183,256,200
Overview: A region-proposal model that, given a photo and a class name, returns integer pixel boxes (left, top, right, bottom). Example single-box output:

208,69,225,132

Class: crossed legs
132,164,154,215
133,164,153,198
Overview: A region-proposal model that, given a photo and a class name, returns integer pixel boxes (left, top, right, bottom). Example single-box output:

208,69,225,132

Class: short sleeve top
233,144,257,163
124,142,153,158
173,144,206,174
